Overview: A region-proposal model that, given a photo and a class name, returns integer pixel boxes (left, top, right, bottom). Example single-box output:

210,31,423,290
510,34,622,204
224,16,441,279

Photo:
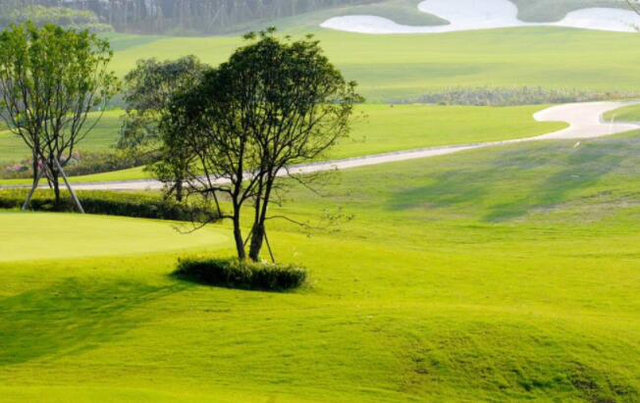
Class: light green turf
604,103,640,122
0,212,227,262
0,110,124,164
104,27,640,102
0,104,566,185
1,132,639,402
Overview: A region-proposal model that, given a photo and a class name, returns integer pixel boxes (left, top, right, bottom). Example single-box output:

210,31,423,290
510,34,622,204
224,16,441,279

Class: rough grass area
174,257,307,291
0,189,219,222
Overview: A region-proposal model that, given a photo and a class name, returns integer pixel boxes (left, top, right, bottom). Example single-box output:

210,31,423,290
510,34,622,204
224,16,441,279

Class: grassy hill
104,27,640,103
1,131,639,402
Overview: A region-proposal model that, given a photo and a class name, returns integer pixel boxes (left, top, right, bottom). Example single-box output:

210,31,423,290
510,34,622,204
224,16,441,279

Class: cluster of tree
1,0,384,34
0,21,361,262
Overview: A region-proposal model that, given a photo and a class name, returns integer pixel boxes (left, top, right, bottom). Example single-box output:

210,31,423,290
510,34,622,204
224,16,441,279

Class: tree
0,22,118,206
118,55,207,200
163,30,362,261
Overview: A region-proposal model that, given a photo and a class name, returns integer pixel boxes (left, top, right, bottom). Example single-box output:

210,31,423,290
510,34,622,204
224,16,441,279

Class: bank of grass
604,103,640,122
0,104,565,184
105,27,640,102
1,131,639,402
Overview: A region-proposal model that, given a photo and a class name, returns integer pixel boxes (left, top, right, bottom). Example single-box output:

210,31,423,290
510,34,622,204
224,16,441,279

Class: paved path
3,101,638,191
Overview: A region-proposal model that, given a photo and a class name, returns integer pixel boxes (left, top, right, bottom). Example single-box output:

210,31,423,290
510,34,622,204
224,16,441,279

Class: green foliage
174,257,307,291
0,5,113,33
119,56,207,151
0,189,219,222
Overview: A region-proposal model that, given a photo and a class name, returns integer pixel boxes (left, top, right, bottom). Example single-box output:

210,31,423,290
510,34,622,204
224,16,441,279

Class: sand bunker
321,0,640,34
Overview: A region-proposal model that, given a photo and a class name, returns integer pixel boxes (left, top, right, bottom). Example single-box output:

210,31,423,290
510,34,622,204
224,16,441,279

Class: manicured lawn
0,104,565,184
1,131,639,402
0,212,227,262
105,27,640,102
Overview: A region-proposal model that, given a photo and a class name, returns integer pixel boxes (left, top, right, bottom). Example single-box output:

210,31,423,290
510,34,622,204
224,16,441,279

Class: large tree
0,22,118,206
163,30,361,261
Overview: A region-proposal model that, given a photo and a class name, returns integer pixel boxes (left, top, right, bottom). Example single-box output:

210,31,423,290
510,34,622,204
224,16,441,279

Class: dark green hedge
174,257,307,292
0,189,218,222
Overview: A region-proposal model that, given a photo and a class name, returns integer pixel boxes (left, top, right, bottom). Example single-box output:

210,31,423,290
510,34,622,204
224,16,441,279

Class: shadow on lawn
387,137,638,222
0,278,185,365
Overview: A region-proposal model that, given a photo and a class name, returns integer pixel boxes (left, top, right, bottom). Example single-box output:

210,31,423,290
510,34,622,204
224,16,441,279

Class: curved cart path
2,101,638,191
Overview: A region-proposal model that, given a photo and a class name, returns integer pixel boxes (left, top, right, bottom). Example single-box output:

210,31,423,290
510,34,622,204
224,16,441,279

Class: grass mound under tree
174,257,307,291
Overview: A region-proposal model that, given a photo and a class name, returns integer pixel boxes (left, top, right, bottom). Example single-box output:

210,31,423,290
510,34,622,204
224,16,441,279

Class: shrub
395,86,640,106
0,151,157,180
174,257,307,291
0,189,219,222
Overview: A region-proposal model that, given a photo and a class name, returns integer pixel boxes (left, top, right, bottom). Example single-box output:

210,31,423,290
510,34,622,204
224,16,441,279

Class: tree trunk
175,179,183,202
52,171,61,207
232,209,246,260
248,220,265,261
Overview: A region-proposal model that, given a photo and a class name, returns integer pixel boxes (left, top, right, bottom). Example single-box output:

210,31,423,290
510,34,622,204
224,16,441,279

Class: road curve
3,101,638,191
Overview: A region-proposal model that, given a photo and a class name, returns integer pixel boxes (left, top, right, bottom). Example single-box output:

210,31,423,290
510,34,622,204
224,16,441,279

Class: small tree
164,30,361,261
118,56,206,200
0,22,118,206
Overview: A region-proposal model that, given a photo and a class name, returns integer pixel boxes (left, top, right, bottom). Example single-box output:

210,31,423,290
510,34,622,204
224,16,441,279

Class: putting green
0,212,228,262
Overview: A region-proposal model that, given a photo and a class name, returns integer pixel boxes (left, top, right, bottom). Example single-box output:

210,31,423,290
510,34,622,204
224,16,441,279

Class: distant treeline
0,0,383,34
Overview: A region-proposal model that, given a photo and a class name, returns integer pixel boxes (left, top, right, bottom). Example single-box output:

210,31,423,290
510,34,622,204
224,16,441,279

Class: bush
0,189,219,222
395,86,640,106
174,257,307,291
0,150,157,180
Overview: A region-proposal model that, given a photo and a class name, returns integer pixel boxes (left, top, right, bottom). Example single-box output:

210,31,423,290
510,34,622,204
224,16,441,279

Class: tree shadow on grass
484,144,627,222
0,278,186,366
386,138,637,222
386,146,556,212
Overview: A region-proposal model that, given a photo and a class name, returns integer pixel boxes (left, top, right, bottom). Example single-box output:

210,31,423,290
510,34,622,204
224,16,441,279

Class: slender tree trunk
52,172,61,207
175,179,183,202
232,207,246,260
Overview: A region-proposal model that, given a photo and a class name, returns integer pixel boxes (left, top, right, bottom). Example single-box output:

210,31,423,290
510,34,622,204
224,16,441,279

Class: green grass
1,132,639,401
103,27,640,102
604,103,640,122
0,212,227,262
0,110,124,164
0,104,565,184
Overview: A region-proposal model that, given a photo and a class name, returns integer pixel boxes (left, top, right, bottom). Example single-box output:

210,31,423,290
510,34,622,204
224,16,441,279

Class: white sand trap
320,0,640,34
16,101,636,191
